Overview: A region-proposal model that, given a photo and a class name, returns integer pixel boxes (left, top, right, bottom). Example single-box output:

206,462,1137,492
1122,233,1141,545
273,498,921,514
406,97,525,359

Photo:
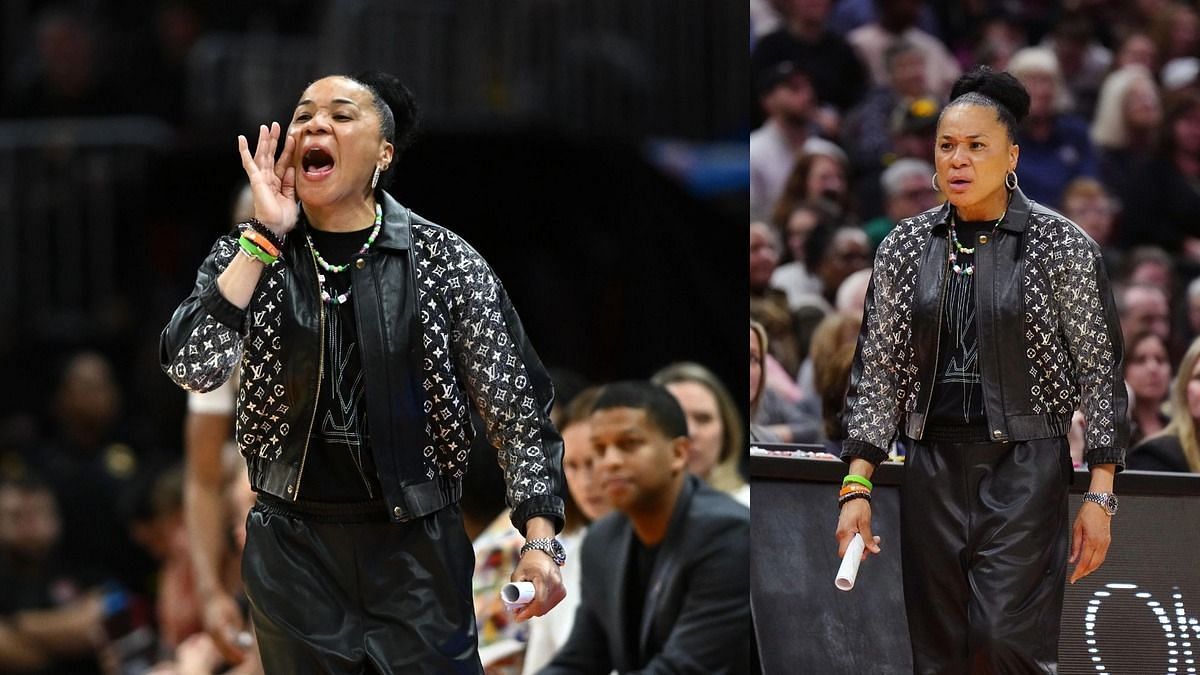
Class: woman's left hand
1068,502,1112,584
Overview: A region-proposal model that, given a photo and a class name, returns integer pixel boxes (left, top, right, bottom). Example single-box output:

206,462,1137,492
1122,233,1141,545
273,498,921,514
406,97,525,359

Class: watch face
524,539,567,566
1089,493,1118,515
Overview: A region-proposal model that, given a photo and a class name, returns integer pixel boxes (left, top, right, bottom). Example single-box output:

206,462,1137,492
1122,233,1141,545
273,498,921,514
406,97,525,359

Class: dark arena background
0,0,748,455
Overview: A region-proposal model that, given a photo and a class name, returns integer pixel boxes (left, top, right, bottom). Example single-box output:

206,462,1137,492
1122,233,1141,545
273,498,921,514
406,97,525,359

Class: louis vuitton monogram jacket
842,188,1128,469
160,192,565,534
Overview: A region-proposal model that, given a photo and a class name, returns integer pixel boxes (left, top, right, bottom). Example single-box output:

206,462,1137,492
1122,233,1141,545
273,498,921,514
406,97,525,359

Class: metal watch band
520,537,566,566
1083,491,1117,515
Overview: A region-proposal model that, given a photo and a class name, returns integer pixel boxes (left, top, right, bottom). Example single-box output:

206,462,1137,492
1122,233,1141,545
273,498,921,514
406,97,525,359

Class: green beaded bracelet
842,474,873,491
239,235,278,266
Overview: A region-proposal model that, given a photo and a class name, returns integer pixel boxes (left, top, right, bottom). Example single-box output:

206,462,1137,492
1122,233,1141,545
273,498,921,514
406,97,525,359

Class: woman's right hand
835,498,882,560
237,122,298,237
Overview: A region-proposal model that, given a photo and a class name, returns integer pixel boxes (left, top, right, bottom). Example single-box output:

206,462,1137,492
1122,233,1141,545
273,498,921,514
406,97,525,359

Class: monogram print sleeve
412,225,564,530
1043,220,1128,468
161,235,245,393
843,230,911,464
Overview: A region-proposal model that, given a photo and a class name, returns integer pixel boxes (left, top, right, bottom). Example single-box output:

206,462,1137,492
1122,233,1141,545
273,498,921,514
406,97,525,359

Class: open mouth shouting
947,175,972,192
301,146,335,180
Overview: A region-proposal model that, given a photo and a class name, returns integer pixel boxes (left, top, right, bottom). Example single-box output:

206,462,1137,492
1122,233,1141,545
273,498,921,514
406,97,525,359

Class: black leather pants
242,499,483,674
901,437,1071,675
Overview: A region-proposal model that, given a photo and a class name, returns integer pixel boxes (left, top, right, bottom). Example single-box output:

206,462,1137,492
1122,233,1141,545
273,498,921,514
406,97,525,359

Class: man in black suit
540,381,751,674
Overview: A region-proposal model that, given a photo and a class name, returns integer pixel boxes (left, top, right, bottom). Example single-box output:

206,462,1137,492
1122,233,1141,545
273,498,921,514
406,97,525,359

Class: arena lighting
749,445,1200,674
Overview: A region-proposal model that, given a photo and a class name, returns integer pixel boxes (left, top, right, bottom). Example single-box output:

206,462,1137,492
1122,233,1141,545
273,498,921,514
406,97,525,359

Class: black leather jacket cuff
1085,446,1126,473
510,494,566,536
841,438,889,466
200,281,247,334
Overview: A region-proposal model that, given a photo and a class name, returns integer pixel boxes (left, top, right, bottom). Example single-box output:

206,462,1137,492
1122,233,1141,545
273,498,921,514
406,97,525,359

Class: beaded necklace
947,208,1006,277
307,203,383,305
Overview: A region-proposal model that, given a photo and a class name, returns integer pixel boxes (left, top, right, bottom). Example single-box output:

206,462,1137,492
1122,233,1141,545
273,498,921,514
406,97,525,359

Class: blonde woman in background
653,362,749,506
808,312,862,453
1128,336,1200,473
1090,65,1161,200
1007,46,1098,207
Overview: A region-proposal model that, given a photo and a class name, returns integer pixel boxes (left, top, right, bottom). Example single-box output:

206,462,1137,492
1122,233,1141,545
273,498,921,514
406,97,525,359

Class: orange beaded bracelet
242,229,281,258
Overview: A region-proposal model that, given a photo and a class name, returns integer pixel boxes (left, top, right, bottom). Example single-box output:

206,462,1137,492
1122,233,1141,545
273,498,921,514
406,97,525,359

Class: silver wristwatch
520,538,567,566
1083,492,1118,516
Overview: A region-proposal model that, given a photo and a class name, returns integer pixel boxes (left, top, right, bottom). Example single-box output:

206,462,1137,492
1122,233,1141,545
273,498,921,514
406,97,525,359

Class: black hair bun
950,66,1030,125
351,70,420,153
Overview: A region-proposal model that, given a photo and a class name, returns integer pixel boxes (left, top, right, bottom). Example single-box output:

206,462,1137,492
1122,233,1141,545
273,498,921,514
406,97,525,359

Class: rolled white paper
501,581,535,607
835,533,865,591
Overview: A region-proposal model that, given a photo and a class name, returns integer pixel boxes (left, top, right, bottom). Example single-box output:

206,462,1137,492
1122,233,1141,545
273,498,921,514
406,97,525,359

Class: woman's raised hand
237,122,298,236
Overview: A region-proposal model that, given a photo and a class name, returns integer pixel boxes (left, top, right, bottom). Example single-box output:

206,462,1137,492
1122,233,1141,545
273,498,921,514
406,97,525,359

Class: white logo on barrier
1086,583,1200,673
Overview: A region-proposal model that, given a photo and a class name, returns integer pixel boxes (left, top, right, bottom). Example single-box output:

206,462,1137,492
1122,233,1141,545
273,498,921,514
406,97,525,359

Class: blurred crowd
750,0,1200,477
0,351,196,673
0,1,320,128
0,0,743,141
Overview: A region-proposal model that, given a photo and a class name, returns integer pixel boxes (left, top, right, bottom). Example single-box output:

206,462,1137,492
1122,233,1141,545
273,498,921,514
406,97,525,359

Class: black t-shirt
300,227,384,502
625,536,660,667
929,219,993,426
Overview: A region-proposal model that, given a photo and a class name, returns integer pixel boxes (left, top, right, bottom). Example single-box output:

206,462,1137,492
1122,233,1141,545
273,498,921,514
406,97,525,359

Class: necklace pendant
950,259,975,277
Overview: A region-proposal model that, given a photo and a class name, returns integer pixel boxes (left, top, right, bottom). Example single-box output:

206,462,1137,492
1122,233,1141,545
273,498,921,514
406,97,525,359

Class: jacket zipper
915,242,951,438
293,246,326,500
